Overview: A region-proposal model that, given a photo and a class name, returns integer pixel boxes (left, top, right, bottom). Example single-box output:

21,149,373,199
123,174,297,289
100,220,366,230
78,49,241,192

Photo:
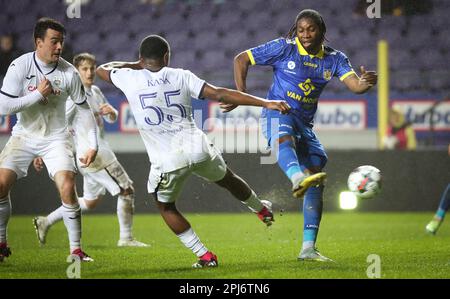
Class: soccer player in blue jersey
228,9,378,261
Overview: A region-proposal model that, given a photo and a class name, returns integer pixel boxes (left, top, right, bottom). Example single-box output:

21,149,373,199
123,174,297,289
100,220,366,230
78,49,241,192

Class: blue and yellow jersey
247,37,355,125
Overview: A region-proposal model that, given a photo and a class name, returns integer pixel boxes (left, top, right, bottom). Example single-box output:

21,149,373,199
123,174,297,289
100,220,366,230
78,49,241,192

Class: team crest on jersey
287,61,296,70
323,69,332,81
53,77,62,86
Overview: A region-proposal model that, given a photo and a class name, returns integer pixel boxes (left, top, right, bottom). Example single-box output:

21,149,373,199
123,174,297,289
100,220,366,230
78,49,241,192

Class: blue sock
302,186,323,249
436,184,450,219
277,140,304,181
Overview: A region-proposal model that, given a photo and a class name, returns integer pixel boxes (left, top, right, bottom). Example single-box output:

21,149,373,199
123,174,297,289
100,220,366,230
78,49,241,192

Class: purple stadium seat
391,70,426,92
426,70,450,91
101,32,133,53
200,49,228,73
169,50,197,71
389,49,415,71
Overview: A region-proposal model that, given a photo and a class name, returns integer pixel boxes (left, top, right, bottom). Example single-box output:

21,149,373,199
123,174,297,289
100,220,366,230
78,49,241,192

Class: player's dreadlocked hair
139,35,170,61
286,9,327,42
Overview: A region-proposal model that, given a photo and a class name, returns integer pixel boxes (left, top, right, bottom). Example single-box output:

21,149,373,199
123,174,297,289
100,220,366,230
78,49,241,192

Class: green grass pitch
0,212,449,278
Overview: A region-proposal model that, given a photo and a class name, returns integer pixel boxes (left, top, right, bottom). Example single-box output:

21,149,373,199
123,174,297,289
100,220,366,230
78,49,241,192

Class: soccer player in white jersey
32,53,148,248
0,18,98,262
96,35,290,268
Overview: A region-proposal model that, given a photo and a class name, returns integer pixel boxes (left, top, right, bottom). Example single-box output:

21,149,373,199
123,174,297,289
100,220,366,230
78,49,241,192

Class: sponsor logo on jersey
298,78,315,96
303,61,318,68
287,61,296,70
286,91,318,105
25,75,36,80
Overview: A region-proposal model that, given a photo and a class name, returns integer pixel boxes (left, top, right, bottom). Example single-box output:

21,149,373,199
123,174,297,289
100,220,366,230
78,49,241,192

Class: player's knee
120,186,134,196
58,180,76,200
156,201,174,212
84,199,98,210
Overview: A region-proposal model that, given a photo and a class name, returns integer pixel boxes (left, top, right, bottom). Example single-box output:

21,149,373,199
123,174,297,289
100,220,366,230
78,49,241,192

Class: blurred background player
96,35,290,268
33,53,148,248
229,9,377,262
0,18,98,262
383,105,417,150
0,34,23,82
425,144,450,234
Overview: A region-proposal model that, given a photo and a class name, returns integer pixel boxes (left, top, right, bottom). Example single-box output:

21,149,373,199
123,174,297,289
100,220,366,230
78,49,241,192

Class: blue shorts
260,109,328,168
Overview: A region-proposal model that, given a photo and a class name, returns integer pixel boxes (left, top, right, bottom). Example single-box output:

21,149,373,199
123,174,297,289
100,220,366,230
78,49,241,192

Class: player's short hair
73,53,96,68
33,17,66,42
139,35,170,61
287,9,327,42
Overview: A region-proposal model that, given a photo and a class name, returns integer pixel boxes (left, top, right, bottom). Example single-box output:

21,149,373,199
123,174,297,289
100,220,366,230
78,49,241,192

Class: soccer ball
347,165,382,199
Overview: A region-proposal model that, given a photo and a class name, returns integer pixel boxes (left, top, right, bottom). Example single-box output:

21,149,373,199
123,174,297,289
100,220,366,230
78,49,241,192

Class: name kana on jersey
148,78,170,86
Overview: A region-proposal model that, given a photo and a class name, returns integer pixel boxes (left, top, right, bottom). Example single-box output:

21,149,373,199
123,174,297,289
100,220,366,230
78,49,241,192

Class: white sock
117,194,134,241
302,241,315,251
177,227,208,257
47,197,88,227
0,195,11,244
242,190,264,213
291,172,307,188
47,206,64,226
61,203,81,252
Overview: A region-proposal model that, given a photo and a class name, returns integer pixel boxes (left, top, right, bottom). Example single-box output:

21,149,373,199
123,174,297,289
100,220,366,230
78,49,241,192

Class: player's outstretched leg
116,193,149,247
33,197,92,245
215,168,274,226
156,201,217,268
426,184,450,235
276,136,326,199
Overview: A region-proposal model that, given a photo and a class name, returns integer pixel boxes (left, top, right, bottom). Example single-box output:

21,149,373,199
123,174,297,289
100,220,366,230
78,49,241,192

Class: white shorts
147,153,227,203
80,160,133,200
0,135,76,179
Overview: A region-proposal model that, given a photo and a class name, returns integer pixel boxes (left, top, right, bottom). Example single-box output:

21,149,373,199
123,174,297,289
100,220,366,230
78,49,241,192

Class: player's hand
79,148,98,168
33,157,44,172
219,102,238,113
37,78,53,98
359,66,377,87
266,100,291,114
99,103,117,117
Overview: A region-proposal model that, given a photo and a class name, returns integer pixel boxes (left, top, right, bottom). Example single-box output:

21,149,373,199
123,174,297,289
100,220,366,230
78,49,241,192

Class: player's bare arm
220,51,252,113
96,61,142,83
202,83,290,114
343,66,378,94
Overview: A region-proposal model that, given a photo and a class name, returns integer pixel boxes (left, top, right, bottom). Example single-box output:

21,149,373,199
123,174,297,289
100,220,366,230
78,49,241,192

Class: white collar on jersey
33,52,59,76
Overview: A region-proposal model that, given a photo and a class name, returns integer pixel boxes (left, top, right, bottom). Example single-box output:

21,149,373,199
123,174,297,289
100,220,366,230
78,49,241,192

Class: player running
96,35,290,268
0,18,98,262
229,9,377,261
33,53,148,248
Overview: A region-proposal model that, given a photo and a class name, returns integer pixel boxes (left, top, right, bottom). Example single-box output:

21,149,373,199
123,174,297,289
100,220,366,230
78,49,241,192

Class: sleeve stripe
246,50,256,65
339,70,356,81
0,90,19,98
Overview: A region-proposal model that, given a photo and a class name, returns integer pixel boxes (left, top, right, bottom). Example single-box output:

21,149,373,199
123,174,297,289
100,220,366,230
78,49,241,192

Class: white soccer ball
347,165,382,199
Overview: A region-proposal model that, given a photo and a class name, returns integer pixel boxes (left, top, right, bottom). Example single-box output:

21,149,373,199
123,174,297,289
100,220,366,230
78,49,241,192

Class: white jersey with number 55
110,67,216,173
